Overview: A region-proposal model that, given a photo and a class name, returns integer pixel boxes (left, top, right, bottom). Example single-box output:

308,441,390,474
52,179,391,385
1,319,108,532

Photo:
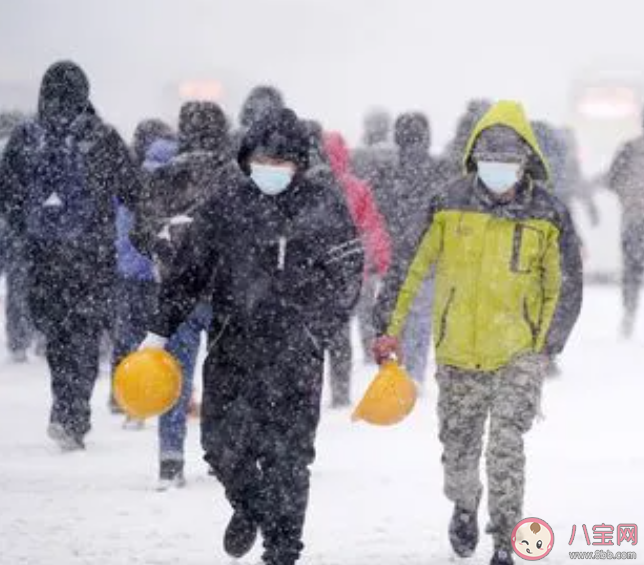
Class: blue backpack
24,121,96,242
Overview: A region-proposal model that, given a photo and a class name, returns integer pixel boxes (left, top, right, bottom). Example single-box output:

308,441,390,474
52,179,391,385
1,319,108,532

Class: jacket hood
238,108,309,174
132,119,175,166
463,100,550,182
363,109,392,146
38,60,91,126
240,85,284,129
324,132,350,176
395,112,431,152
179,101,229,155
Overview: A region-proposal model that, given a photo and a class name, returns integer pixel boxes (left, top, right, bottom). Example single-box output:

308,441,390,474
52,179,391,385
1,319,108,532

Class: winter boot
449,503,480,557
47,423,85,452
224,508,259,558
490,548,514,565
157,459,186,491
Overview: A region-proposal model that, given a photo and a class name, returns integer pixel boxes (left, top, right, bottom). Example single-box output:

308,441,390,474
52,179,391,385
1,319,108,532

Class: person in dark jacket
393,112,450,387
134,101,239,489
139,108,363,565
0,61,141,450
351,108,398,232
232,85,285,153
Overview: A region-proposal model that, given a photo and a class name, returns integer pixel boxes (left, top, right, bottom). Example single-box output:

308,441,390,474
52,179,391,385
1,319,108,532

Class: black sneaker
224,508,259,558
157,459,186,491
491,548,514,565
449,504,479,557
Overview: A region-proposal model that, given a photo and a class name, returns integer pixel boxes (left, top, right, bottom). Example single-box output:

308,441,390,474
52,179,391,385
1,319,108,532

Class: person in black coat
0,61,141,450
140,108,363,565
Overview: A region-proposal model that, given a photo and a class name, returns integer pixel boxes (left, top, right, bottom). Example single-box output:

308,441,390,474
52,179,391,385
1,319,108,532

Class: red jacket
324,132,391,276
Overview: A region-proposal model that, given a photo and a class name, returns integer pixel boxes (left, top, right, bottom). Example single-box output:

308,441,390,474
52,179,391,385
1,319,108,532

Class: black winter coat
151,173,364,353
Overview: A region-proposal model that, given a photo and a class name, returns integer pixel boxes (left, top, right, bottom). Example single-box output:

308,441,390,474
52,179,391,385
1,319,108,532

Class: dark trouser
110,278,158,405
5,249,34,353
202,327,323,565
622,221,644,323
328,320,352,406
46,312,101,438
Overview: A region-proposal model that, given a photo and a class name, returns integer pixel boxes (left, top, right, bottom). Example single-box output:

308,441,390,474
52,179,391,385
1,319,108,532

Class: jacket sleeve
149,200,220,338
537,207,583,355
374,204,442,337
299,190,365,345
101,126,143,209
606,141,633,197
355,179,392,276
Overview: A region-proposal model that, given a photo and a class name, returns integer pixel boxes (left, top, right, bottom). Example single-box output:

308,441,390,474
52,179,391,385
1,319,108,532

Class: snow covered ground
1,286,643,565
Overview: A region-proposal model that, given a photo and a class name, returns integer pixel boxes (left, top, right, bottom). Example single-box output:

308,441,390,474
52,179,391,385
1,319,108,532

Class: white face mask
250,163,294,196
477,161,522,194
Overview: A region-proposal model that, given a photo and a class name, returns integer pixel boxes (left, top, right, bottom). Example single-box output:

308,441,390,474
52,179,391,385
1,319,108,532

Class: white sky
1,0,644,147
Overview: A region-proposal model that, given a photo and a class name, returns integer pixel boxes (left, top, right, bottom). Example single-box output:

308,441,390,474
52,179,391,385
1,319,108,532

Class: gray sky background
1,0,644,148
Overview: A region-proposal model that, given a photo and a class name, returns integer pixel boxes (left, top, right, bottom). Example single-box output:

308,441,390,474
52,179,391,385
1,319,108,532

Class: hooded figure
239,85,285,130
131,118,175,168
374,101,583,565
351,108,398,231
140,107,363,565
0,60,142,450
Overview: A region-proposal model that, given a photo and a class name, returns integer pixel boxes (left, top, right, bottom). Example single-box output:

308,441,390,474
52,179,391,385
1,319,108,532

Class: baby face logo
511,518,555,560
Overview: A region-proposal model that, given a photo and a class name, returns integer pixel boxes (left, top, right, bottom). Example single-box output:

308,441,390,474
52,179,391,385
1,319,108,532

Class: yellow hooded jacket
378,101,583,372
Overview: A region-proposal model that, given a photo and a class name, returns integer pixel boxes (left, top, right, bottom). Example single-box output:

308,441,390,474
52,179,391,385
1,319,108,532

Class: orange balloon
352,361,417,426
114,349,182,419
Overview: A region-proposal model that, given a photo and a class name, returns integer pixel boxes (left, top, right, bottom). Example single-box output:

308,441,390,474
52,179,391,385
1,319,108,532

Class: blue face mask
477,161,522,194
250,163,294,196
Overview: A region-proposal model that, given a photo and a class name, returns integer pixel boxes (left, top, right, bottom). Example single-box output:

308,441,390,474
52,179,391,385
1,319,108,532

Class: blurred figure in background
133,101,237,489
234,85,285,152
607,112,644,338
443,99,492,181
352,108,398,232
0,110,36,362
0,61,141,450
108,119,177,415
323,131,391,407
393,112,450,387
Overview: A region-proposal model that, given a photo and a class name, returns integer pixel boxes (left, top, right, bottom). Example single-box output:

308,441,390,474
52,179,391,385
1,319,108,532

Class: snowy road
1,287,643,565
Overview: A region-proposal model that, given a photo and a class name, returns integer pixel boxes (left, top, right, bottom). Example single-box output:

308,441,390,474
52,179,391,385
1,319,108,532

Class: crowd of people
4,57,642,565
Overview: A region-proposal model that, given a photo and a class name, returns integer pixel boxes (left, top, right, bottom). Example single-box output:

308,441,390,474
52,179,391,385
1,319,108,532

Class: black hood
178,101,229,155
239,85,284,129
238,108,309,174
132,118,175,167
38,61,91,127
395,112,431,152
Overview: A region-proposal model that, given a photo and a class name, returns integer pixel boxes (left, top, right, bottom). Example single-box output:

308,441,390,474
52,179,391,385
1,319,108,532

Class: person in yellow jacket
373,101,583,565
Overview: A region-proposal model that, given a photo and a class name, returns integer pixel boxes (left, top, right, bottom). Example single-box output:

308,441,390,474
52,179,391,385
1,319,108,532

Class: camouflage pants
436,355,544,542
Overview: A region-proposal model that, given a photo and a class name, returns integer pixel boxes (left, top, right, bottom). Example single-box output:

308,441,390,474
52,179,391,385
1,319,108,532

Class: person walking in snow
607,115,644,338
392,111,451,387
0,61,141,450
373,101,583,565
323,131,391,406
139,107,363,564
133,101,242,488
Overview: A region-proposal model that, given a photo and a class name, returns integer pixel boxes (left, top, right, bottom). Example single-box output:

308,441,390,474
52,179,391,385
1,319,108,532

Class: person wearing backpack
0,61,142,451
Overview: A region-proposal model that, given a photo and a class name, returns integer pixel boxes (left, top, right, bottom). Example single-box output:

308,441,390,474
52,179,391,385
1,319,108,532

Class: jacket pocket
435,287,456,349
510,224,544,274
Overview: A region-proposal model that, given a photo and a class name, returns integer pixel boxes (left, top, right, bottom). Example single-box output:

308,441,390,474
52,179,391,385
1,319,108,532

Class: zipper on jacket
435,287,456,349
511,224,524,272
278,236,287,271
472,217,491,368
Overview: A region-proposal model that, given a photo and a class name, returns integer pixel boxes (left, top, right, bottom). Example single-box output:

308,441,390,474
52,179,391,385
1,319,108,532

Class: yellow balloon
114,349,182,419
352,361,417,426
